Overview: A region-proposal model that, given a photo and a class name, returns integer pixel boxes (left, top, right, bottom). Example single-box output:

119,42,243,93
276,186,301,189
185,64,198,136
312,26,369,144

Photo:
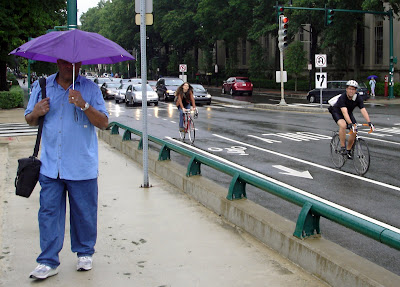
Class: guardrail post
293,202,321,239
158,144,171,161
227,173,246,200
122,130,132,141
111,125,119,135
187,156,201,176
138,137,143,150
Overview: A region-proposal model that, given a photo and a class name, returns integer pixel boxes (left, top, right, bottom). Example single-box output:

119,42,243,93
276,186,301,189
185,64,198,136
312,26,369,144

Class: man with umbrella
25,58,109,279
10,29,134,279
368,75,377,97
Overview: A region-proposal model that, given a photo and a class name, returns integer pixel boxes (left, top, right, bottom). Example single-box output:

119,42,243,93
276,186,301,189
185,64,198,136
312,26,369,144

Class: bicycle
330,123,374,175
179,108,198,144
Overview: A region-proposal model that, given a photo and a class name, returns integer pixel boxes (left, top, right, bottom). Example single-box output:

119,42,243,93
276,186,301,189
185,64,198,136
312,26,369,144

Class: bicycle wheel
188,117,195,144
330,133,345,168
179,115,186,141
352,138,370,175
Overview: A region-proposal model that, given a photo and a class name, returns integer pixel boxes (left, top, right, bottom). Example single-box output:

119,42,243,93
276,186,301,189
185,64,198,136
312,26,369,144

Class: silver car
114,83,131,104
125,84,159,106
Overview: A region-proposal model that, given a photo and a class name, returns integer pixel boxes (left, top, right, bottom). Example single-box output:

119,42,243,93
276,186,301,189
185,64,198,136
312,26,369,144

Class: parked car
222,77,253,96
156,77,184,101
101,82,122,100
306,80,370,103
125,84,159,106
114,83,131,104
191,83,212,105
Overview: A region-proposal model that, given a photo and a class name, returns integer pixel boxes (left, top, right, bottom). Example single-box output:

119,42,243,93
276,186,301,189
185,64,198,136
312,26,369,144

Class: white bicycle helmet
346,80,359,88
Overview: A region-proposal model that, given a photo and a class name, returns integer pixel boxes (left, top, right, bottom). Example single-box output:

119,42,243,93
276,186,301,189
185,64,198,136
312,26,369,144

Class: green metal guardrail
108,121,400,251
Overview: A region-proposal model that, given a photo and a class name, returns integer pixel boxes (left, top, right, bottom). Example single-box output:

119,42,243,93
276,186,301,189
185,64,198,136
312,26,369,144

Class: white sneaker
29,264,58,279
77,256,93,271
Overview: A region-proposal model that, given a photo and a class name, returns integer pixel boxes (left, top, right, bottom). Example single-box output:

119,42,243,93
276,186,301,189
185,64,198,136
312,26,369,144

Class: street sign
315,54,327,68
135,13,153,25
179,64,187,73
315,72,327,89
276,71,287,83
135,0,153,13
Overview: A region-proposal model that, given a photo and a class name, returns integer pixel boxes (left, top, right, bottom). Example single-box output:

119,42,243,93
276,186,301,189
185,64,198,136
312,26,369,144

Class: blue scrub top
25,73,109,180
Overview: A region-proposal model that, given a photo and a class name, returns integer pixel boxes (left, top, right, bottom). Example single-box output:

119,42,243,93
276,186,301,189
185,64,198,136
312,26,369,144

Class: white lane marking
213,134,400,192
166,136,400,234
359,135,400,145
273,165,313,179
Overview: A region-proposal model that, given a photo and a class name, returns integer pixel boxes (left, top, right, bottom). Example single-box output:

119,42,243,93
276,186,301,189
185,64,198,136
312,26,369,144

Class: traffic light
276,6,284,23
325,9,334,26
278,15,289,51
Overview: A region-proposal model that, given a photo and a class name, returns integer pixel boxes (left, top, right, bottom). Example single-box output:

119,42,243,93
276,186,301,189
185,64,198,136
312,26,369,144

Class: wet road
106,96,400,276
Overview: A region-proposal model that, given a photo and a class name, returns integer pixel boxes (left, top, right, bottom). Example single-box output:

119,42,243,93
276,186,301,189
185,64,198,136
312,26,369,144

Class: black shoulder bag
15,78,46,198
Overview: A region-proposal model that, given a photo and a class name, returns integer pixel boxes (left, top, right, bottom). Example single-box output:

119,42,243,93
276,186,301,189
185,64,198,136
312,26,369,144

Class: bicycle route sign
315,54,327,68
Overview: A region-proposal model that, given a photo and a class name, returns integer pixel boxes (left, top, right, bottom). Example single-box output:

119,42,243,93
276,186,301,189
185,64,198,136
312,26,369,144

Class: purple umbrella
367,75,378,80
9,29,134,64
9,29,135,89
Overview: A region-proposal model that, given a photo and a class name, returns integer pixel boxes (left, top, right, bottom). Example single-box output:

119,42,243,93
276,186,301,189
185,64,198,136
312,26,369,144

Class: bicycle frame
330,124,374,175
179,109,197,144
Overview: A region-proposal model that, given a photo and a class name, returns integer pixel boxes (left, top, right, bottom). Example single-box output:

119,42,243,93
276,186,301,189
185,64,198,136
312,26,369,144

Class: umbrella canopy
367,75,378,80
9,29,134,65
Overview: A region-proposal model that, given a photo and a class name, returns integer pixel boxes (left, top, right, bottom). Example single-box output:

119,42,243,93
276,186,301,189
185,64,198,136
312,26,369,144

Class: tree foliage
0,0,65,91
285,41,307,91
4,0,399,87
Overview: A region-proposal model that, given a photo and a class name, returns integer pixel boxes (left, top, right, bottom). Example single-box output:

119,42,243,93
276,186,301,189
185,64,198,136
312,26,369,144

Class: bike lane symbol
208,146,249,155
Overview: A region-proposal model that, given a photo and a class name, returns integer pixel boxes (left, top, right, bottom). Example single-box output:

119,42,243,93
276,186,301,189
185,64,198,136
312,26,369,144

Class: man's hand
346,123,353,130
33,98,50,117
69,89,86,109
368,122,375,131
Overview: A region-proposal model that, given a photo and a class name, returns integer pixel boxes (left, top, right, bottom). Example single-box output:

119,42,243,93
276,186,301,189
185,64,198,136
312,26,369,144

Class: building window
374,18,383,65
242,39,247,65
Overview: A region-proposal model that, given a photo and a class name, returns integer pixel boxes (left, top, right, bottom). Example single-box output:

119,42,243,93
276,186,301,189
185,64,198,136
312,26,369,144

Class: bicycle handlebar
349,123,374,134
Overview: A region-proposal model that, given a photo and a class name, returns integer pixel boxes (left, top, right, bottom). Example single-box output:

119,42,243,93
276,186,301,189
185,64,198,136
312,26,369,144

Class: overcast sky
77,0,100,25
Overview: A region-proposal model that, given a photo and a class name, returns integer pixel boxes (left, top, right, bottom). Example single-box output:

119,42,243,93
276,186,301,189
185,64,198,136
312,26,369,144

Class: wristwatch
81,102,90,111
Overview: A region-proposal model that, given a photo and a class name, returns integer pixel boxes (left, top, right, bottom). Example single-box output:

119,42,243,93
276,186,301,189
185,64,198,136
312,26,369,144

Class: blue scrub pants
36,174,98,268
178,104,191,129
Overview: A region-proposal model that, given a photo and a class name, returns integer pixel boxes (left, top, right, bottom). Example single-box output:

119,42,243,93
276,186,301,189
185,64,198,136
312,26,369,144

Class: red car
222,77,253,96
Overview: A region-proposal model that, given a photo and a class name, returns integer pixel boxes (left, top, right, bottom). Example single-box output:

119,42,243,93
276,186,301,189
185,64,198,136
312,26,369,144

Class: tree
0,0,65,91
285,41,307,91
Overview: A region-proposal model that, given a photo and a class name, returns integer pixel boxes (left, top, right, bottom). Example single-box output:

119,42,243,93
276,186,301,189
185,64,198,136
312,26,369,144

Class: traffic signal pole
278,5,396,99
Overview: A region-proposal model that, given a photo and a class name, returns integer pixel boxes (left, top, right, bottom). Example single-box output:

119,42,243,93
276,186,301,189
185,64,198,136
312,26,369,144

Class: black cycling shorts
328,106,356,123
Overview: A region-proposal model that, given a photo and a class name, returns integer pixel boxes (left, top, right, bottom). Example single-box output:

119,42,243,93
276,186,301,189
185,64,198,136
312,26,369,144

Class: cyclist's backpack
328,94,341,106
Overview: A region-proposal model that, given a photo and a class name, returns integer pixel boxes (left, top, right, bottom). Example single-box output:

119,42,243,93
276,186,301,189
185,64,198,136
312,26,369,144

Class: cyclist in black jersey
175,82,196,132
328,80,375,158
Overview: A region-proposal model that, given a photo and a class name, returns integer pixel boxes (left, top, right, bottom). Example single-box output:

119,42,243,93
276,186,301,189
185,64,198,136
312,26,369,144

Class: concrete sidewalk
0,108,327,286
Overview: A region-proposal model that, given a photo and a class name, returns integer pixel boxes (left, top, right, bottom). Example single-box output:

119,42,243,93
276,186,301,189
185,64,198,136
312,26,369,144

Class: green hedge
374,82,400,97
0,85,24,109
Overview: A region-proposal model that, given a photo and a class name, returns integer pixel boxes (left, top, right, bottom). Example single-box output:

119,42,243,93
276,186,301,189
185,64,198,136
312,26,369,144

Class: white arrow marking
273,165,313,179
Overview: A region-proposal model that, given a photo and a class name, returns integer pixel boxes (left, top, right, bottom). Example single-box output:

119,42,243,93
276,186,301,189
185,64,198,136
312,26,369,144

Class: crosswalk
0,123,38,137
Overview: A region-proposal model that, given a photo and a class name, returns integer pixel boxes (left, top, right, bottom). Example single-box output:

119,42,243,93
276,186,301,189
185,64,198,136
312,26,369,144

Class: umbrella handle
73,63,75,90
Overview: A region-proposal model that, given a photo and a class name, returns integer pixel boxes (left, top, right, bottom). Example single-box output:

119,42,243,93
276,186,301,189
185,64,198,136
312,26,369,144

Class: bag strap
32,78,46,158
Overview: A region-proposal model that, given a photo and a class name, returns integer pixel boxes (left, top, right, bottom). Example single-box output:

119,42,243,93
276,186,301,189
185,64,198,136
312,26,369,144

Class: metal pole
279,49,287,105
67,0,77,30
388,9,394,99
140,0,149,187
